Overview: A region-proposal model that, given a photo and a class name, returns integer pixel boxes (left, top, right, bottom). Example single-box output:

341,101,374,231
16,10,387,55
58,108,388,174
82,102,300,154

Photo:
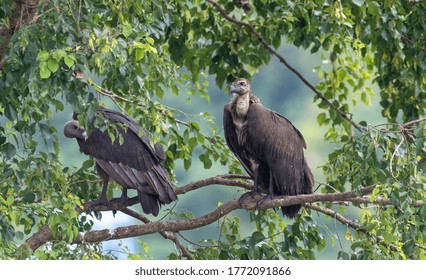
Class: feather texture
65,108,177,216
224,78,313,218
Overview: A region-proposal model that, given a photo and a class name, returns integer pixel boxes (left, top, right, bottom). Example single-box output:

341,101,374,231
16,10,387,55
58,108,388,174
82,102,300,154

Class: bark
0,0,39,69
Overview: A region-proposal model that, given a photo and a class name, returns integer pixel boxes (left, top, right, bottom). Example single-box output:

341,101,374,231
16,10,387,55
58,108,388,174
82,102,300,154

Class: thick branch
22,174,252,253
206,0,364,132
71,185,376,245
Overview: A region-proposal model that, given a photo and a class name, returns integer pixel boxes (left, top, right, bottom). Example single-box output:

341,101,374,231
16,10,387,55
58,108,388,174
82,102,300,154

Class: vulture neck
232,92,251,118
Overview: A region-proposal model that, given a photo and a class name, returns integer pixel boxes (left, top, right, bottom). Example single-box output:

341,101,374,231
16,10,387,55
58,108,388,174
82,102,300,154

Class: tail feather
137,191,161,216
281,158,314,218
281,205,302,219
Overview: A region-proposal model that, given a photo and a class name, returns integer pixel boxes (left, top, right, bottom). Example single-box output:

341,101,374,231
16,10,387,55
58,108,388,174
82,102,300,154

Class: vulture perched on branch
64,108,177,216
223,78,314,218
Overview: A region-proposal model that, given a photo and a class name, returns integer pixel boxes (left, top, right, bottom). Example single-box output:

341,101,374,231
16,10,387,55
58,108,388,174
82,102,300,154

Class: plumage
223,78,314,218
64,108,177,216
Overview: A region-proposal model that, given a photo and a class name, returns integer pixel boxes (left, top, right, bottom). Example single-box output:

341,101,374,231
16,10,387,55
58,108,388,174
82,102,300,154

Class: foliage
0,0,425,260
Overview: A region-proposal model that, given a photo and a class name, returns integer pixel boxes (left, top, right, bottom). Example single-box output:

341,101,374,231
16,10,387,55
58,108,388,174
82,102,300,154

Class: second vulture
64,108,177,216
223,78,314,218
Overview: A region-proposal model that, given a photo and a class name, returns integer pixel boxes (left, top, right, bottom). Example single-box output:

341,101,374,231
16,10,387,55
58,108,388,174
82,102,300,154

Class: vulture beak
229,78,250,96
229,83,238,95
64,120,87,140
229,82,244,96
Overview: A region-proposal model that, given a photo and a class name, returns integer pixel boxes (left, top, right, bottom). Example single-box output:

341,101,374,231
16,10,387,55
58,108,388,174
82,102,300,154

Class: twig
84,79,190,127
206,0,364,132
306,204,403,254
120,207,194,260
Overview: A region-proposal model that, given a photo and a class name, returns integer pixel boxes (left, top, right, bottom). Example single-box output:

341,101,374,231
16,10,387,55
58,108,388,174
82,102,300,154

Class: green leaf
368,2,381,16
47,58,59,73
6,195,14,206
122,22,133,38
145,37,154,45
135,49,145,62
64,55,76,68
352,0,365,7
3,142,16,158
184,157,192,171
39,62,51,79
37,51,50,61
317,112,327,125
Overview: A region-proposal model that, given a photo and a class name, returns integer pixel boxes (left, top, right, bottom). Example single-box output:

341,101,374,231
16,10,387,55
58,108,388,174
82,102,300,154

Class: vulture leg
255,170,275,209
118,188,128,205
238,167,262,205
89,177,111,208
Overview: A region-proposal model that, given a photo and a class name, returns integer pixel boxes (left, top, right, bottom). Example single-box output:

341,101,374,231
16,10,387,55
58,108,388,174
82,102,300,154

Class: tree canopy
0,0,425,260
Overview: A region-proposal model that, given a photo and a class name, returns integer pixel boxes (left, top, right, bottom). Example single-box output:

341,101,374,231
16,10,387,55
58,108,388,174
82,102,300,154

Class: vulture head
64,120,87,140
229,77,251,96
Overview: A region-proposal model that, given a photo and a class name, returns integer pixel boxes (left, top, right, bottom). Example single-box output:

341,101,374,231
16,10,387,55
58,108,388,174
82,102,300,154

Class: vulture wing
246,103,313,217
76,109,176,215
223,104,255,178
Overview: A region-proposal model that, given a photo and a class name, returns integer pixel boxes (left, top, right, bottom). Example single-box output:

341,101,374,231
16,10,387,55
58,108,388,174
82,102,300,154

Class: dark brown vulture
223,78,314,218
64,108,177,216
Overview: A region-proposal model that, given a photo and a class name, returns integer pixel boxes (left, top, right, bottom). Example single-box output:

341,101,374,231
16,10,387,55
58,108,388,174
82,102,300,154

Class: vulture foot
238,191,262,206
255,194,274,210
88,197,111,210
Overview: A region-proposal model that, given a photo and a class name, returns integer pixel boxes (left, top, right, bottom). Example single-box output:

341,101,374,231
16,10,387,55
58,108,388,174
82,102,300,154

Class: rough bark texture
0,0,39,68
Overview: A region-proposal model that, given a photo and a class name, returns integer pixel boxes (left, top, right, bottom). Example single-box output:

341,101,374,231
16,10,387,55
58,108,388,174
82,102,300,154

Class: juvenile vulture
223,78,314,218
64,108,177,216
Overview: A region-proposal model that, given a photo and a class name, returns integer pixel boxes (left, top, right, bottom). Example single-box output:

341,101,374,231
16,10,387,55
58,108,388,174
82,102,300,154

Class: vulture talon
238,191,261,206
88,198,111,210
255,194,273,210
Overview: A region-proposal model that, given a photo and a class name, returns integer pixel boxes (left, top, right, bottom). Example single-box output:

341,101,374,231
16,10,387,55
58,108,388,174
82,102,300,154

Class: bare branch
120,208,194,260
206,0,364,132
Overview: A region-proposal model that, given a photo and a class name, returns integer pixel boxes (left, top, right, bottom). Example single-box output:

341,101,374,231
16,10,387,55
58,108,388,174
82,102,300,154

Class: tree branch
206,0,364,132
0,0,39,69
120,208,194,260
306,204,406,256
71,185,377,246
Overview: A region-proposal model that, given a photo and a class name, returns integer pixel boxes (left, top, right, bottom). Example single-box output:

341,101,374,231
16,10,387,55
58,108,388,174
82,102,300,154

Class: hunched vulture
223,78,314,218
64,108,177,216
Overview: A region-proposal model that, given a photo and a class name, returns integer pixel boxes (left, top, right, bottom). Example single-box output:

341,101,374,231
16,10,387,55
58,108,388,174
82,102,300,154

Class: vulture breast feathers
64,108,177,216
223,78,314,218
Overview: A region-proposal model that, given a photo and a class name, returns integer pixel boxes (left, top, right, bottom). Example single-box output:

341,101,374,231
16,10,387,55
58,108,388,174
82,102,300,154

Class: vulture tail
145,164,178,204
281,205,302,219
137,191,161,216
281,158,314,219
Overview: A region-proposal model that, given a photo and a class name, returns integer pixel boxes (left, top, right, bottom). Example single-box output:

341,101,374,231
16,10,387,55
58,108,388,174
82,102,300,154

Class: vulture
64,108,177,216
223,78,314,218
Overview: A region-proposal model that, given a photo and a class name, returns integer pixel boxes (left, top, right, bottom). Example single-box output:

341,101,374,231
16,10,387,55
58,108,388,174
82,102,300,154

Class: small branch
347,196,424,208
401,117,426,128
120,208,194,260
177,174,252,195
306,204,404,255
206,0,364,132
90,80,190,127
